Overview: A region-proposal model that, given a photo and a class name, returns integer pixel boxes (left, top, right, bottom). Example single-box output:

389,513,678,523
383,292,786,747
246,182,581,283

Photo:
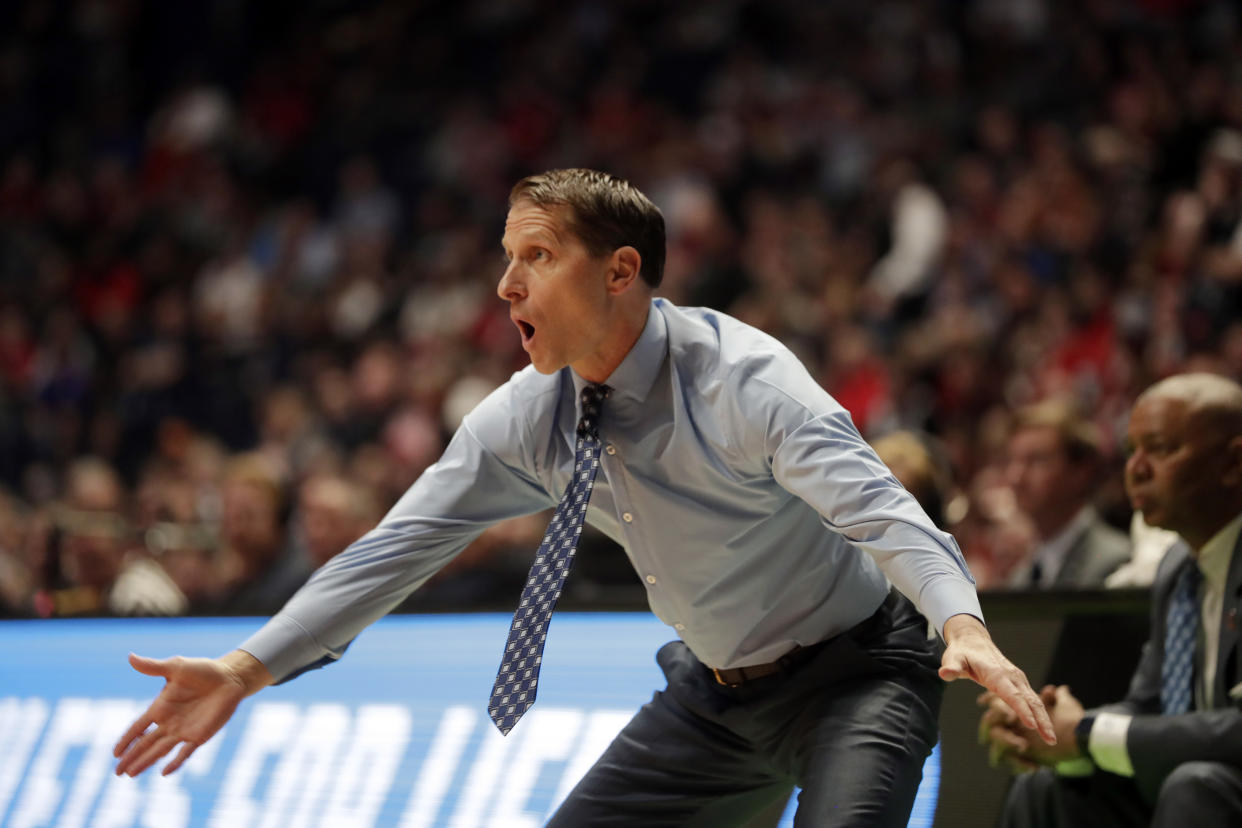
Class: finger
1002,682,1057,745
122,732,179,777
980,705,1016,730
162,741,198,776
1005,678,1057,744
988,741,1003,768
114,729,161,777
975,690,997,707
1031,696,1057,745
938,653,968,682
989,723,1029,754
984,697,1017,721
1038,685,1058,703
977,698,1015,744
128,653,172,678
113,714,154,758
987,732,1028,769
985,670,1041,727
978,715,1011,746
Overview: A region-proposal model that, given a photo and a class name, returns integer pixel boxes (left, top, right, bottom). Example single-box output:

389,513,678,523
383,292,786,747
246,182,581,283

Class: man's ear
606,246,643,295
1223,435,1242,488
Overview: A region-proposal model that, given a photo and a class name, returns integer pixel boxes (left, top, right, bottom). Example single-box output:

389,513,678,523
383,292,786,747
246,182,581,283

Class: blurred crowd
1,0,1240,617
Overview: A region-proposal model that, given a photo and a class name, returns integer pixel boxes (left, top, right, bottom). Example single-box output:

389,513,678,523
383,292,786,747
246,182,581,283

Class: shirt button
646,574,657,584
674,623,685,631
623,512,633,523
605,444,617,455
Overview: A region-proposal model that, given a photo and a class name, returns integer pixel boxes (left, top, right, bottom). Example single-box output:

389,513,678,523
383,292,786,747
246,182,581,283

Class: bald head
1125,373,1242,550
1138,373,1242,424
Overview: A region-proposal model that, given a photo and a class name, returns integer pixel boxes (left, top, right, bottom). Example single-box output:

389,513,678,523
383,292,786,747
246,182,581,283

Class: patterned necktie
489,383,610,735
1161,562,1203,715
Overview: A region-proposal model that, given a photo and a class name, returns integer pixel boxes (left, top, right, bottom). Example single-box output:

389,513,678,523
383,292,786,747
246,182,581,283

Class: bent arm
764,396,981,634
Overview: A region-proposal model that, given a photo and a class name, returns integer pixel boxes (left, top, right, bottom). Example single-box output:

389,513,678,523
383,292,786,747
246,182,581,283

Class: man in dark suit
980,372,1242,826
1003,399,1130,589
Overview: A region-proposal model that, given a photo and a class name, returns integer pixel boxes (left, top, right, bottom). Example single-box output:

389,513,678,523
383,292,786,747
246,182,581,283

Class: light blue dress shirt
243,299,980,679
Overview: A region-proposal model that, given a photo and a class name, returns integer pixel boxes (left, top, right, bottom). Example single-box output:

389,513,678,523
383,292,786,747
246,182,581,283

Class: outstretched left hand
940,613,1056,746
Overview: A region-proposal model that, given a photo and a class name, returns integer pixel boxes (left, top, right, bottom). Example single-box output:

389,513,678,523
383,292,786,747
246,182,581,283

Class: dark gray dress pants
546,591,942,827
1000,761,1242,828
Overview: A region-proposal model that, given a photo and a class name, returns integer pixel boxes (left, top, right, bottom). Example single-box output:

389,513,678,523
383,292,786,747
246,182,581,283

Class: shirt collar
571,300,666,404
1195,511,1242,591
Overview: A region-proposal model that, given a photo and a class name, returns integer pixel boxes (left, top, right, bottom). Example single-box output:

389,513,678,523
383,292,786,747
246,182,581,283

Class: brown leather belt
710,643,815,687
708,590,902,687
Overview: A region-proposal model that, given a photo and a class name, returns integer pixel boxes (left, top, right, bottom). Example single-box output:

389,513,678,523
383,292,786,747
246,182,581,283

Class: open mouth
513,318,535,347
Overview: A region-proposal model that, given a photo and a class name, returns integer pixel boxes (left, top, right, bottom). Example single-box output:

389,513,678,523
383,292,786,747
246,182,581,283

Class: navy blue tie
489,384,610,735
1161,562,1203,715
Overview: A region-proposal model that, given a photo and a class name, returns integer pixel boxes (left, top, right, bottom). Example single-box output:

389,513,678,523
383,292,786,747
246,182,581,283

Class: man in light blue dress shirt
114,169,1053,825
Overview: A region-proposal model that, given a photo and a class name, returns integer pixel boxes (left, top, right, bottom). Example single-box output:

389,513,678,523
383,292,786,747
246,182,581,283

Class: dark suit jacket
1098,520,1242,800
1052,514,1131,588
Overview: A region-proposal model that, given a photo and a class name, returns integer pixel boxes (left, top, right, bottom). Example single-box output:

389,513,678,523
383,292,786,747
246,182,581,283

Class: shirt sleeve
1084,712,1135,776
240,382,554,681
738,353,981,636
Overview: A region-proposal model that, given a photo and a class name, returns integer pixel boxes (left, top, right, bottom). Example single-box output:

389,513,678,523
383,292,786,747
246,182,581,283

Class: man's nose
497,263,523,300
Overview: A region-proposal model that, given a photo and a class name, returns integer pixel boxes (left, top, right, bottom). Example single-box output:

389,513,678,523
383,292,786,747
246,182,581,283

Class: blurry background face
60,529,125,590
1004,426,1077,527
160,544,217,605
220,480,281,563
299,476,378,567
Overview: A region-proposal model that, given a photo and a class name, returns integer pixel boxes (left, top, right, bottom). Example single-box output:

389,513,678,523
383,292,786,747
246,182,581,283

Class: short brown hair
1011,398,1102,465
510,169,666,288
222,453,285,516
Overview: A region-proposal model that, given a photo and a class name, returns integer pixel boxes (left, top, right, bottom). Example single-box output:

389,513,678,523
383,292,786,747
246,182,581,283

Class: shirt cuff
920,577,985,639
1086,712,1135,777
238,614,338,683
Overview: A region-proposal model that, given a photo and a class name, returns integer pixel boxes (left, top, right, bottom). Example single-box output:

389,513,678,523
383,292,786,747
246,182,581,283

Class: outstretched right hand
113,650,272,777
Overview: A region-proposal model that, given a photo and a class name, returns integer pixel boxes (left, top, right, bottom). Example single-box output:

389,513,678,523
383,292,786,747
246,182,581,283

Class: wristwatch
1075,713,1096,755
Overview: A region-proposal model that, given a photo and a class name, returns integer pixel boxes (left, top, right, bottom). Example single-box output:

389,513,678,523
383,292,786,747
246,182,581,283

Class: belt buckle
712,667,742,687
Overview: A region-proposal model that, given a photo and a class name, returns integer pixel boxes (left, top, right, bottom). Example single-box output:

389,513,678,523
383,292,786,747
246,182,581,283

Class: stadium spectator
36,457,184,616
1001,399,1131,589
213,453,307,614
0,489,34,614
871,429,956,529
0,0,1239,613
294,473,382,569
